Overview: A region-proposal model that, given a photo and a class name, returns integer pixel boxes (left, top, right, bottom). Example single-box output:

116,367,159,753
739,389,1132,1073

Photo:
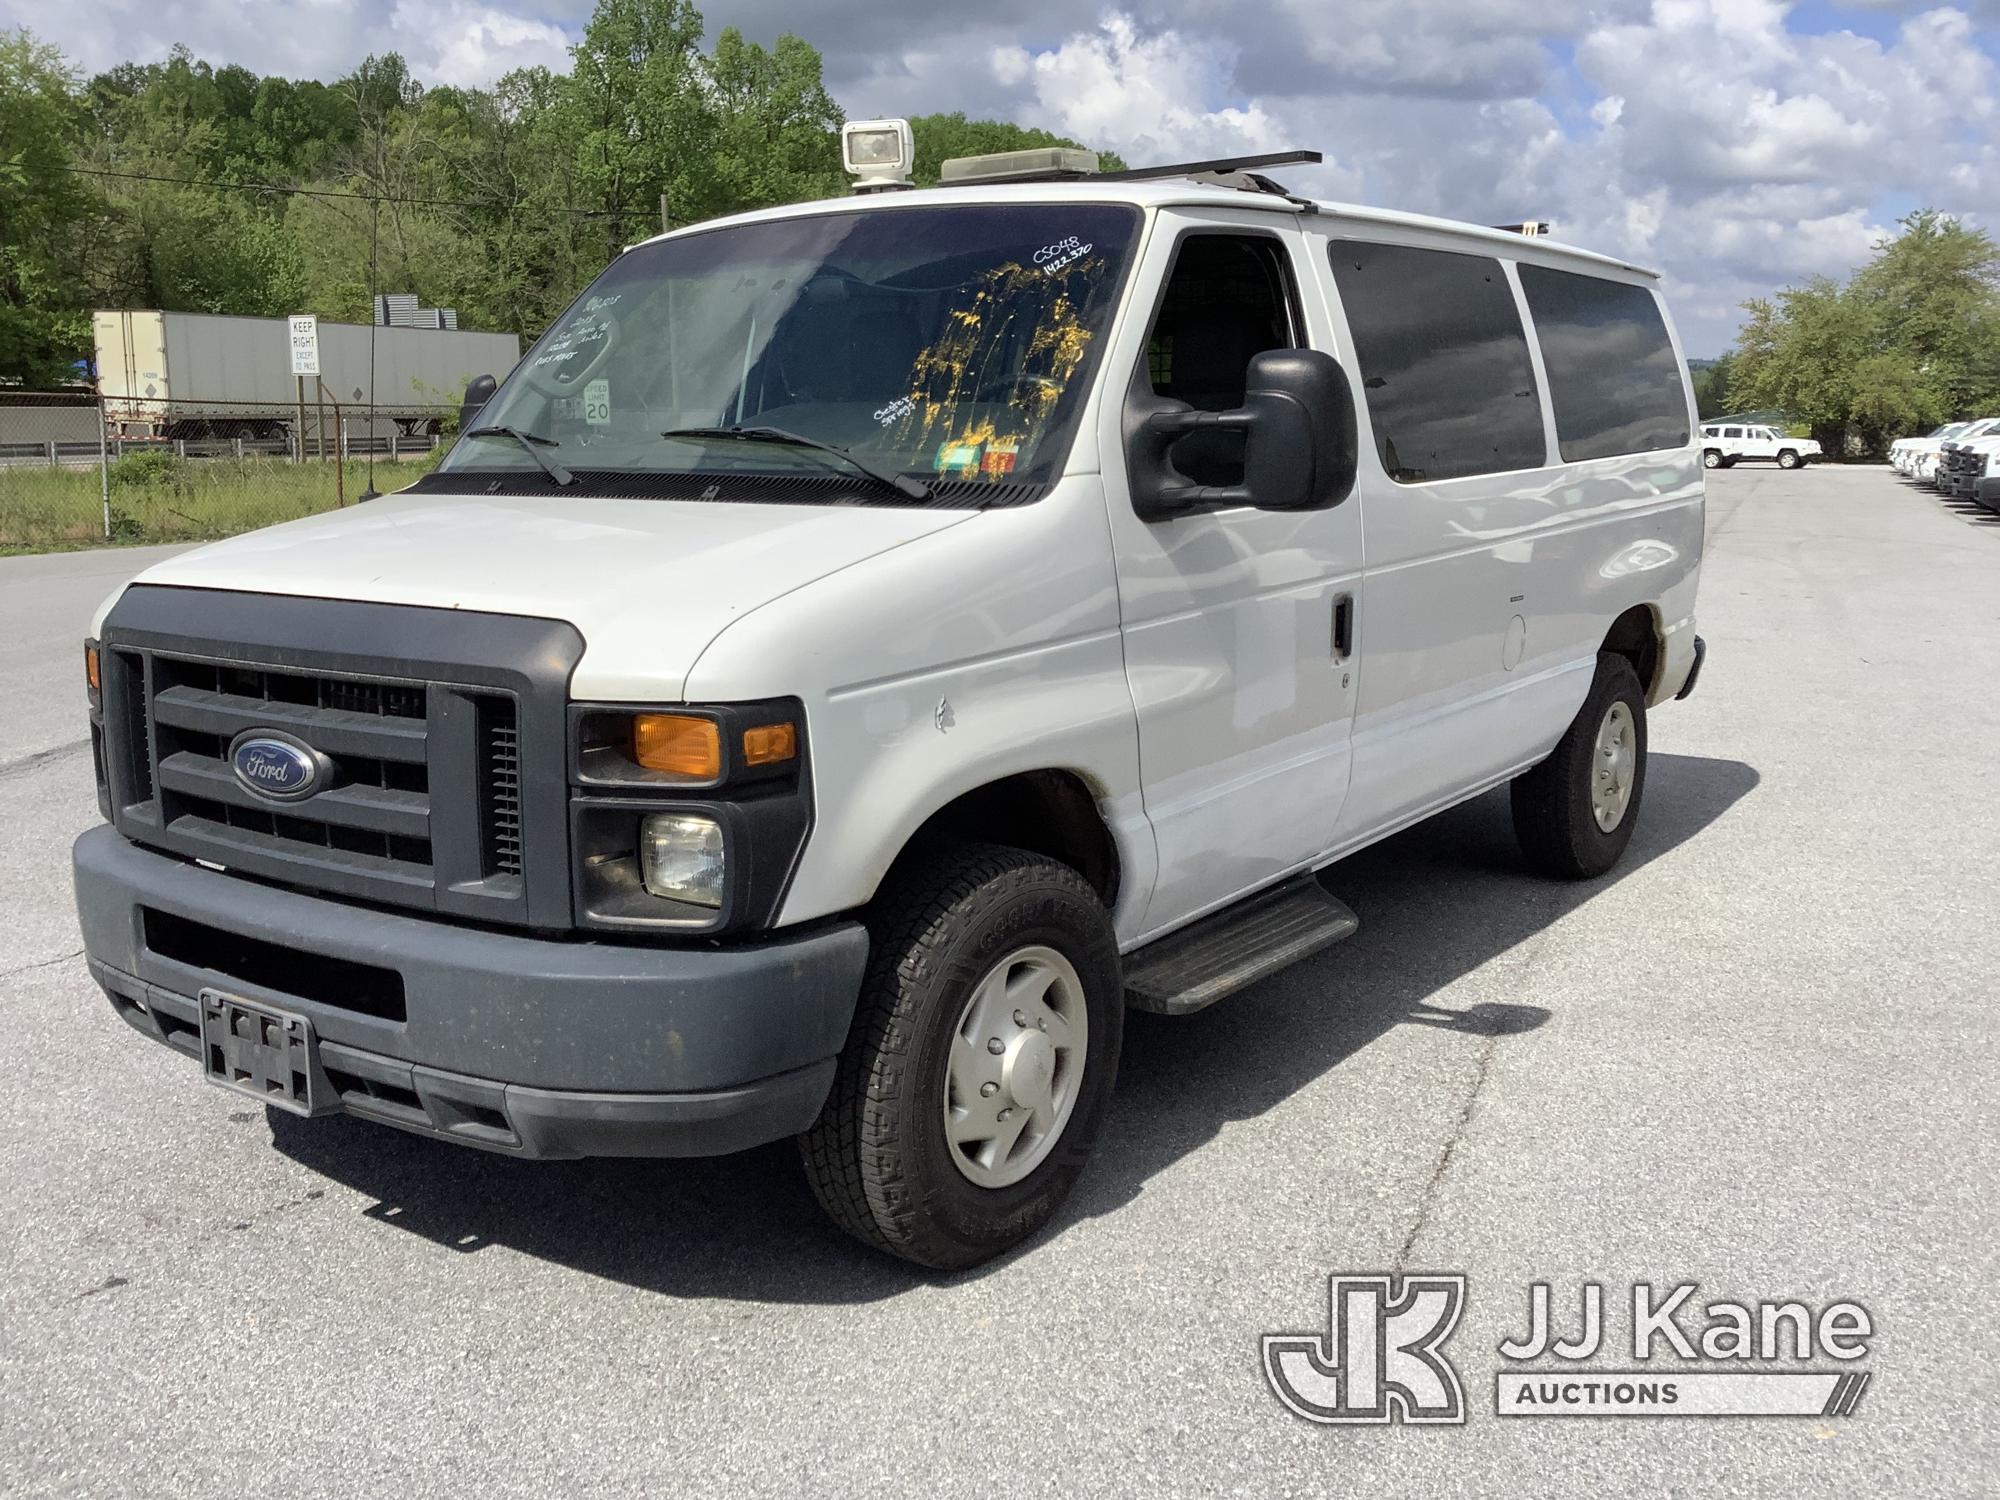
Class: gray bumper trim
91,958,835,1158
75,825,869,1155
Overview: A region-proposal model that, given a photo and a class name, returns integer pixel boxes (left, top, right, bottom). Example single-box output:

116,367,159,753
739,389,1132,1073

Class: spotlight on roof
842,119,915,193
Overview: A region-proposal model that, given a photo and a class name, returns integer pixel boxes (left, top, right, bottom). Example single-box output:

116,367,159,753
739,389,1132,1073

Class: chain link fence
1,390,453,553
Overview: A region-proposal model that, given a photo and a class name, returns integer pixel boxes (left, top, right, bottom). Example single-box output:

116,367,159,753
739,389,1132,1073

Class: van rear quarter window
1516,264,1691,462
1327,240,1547,485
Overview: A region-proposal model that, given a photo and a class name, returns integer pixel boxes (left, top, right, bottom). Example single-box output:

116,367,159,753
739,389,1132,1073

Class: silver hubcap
943,945,1088,1189
1591,700,1638,832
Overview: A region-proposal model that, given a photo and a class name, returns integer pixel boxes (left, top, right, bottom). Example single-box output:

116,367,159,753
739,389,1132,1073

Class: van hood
112,487,978,700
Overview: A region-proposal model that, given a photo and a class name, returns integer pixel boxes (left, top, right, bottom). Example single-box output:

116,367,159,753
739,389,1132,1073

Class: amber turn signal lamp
85,644,101,694
741,722,797,767
631,713,722,778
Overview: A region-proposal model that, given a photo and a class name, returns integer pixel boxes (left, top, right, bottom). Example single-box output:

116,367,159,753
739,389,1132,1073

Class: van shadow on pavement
266,751,1758,1303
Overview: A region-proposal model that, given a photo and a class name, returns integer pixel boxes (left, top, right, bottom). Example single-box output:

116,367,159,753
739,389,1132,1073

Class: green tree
1847,352,1938,452
1849,208,2000,414
1691,355,1735,420
1731,279,1867,453
703,30,846,213
1731,209,2000,457
0,30,90,383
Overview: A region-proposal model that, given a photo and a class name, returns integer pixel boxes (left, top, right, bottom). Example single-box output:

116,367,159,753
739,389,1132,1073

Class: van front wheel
800,844,1123,1268
1511,652,1648,879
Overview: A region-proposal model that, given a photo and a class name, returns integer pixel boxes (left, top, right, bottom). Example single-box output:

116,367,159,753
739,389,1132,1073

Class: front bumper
74,825,869,1158
1976,476,2000,511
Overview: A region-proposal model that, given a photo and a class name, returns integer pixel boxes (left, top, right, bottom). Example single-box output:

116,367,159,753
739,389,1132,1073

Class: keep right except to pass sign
288,315,320,377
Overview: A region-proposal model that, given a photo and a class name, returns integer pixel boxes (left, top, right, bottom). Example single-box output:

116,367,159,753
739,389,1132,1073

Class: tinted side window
1517,265,1690,461
1328,240,1545,484
1145,234,1298,487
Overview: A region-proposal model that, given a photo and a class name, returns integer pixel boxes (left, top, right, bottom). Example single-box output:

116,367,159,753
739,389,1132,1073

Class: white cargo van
74,136,1705,1267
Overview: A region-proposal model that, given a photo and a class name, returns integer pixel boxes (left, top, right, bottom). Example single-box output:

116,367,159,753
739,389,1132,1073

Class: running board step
1124,880,1359,1016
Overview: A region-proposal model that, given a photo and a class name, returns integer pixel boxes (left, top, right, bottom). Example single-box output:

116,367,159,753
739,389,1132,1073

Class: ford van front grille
94,588,585,931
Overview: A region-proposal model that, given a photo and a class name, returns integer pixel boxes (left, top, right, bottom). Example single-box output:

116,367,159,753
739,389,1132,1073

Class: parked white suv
1699,422,1820,469
73,131,1705,1266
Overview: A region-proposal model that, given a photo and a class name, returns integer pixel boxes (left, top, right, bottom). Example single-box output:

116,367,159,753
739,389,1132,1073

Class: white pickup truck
1699,422,1820,469
1893,418,2000,481
73,131,1705,1267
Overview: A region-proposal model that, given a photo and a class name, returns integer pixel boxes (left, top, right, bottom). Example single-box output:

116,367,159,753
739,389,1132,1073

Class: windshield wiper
660,425,931,502
462,426,575,486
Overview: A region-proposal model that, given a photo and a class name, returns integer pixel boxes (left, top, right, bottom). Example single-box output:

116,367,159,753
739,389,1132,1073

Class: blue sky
7,0,1998,354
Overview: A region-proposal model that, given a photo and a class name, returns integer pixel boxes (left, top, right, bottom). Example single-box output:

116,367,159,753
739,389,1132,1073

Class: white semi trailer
95,310,520,441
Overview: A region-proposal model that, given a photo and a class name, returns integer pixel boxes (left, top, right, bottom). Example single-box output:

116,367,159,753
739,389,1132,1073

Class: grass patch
0,452,443,554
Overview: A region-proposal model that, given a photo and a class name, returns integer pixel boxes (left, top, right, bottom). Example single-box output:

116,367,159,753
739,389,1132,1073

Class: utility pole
660,191,671,235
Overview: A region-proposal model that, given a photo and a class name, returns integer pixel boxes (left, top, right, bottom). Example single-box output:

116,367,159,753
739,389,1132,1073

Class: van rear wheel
799,844,1123,1268
1511,652,1648,879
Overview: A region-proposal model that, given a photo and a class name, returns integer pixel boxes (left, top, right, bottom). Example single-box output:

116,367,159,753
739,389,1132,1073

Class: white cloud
390,0,573,86
990,13,1285,165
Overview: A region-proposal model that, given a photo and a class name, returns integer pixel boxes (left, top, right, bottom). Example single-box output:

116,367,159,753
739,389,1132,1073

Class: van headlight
567,698,812,935
639,812,726,907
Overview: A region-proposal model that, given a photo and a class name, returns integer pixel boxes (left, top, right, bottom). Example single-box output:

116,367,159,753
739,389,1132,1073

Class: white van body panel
1091,209,1364,941
97,490,975,702
1298,227,1703,876
682,475,1158,943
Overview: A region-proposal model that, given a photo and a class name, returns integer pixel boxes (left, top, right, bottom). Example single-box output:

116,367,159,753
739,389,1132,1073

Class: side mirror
459,373,498,435
1126,348,1357,520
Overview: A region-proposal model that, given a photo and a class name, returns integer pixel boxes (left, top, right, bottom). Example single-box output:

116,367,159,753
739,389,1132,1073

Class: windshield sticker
980,438,1019,477
934,440,983,475
583,379,611,426
1033,236,1095,276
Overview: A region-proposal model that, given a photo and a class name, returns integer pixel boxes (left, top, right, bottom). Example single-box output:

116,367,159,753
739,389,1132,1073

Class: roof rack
936,147,1326,211
1096,149,1322,184
1101,150,1324,211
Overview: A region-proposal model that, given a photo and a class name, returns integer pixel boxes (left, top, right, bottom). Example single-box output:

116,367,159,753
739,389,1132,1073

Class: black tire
799,844,1124,1269
1702,449,1723,469
1510,652,1648,879
1777,448,1801,470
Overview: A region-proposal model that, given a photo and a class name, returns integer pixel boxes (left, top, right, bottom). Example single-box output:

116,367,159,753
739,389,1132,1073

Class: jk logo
1263,1274,1468,1425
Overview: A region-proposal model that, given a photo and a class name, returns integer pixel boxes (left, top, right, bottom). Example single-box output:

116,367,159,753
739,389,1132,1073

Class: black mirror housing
459,373,498,436
1126,347,1357,519
1239,349,1357,511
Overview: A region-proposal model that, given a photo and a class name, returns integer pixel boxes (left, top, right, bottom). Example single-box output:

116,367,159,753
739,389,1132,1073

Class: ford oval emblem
229,731,326,802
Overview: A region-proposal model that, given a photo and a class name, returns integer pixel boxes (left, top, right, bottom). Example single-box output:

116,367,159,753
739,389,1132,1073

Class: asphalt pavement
1,469,1995,1497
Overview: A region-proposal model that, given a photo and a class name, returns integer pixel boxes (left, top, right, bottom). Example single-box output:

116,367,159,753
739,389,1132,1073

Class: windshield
437,203,1141,499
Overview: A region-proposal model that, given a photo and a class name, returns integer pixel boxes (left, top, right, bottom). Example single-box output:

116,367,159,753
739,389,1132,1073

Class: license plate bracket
198,990,322,1116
